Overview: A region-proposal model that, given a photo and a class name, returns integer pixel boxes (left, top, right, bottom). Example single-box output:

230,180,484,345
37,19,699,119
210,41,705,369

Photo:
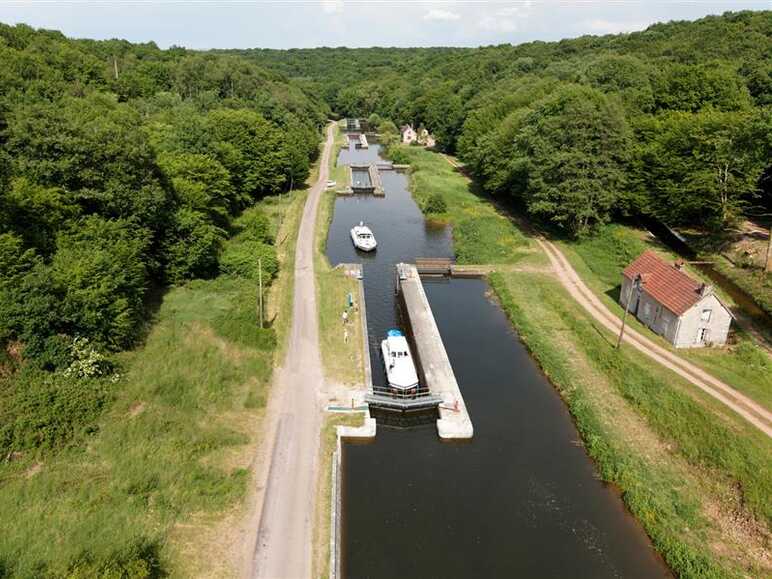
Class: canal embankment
315,124,367,389
396,263,473,439
312,122,375,579
330,136,672,578
392,143,772,577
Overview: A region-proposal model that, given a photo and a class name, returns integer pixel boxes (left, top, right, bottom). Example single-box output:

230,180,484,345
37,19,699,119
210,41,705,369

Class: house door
697,328,710,344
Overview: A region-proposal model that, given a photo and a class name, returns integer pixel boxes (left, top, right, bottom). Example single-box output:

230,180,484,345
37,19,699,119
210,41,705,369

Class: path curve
536,237,772,438
442,152,771,437
251,123,334,579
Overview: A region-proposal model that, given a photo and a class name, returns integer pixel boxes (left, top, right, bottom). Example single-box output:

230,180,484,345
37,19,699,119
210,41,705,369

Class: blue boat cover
386,329,403,337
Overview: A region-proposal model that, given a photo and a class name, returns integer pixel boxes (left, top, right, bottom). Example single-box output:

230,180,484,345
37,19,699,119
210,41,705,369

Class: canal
326,138,670,578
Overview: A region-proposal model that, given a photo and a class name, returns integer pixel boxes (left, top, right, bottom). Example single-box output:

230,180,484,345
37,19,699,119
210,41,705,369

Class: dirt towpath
441,152,771,436
536,237,772,438
249,123,334,579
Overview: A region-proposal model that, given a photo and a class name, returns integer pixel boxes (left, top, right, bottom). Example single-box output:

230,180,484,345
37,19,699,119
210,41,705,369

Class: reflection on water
330,138,670,579
326,141,452,387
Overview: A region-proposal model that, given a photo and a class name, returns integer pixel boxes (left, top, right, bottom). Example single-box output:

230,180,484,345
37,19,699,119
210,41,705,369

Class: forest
241,10,772,236
0,10,770,575
0,23,327,370
0,23,331,575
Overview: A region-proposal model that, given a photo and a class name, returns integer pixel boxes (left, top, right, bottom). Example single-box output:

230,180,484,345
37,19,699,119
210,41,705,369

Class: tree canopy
0,22,327,364
242,10,771,235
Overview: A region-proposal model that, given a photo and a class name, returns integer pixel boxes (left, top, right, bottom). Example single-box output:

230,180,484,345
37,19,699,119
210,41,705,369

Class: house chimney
698,283,713,297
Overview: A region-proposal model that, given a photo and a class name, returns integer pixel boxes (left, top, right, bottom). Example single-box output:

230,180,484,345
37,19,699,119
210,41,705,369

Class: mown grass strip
489,271,770,578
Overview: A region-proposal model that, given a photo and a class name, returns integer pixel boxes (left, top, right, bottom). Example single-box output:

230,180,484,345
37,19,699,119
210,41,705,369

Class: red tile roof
622,250,705,316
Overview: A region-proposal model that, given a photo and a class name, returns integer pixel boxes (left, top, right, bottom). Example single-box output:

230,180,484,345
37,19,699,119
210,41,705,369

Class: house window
701,309,712,322
698,328,710,343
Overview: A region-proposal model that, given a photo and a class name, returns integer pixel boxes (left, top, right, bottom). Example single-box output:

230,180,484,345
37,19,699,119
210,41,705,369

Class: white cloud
498,0,534,18
320,0,344,15
423,8,461,22
585,19,649,34
478,15,518,33
477,1,534,34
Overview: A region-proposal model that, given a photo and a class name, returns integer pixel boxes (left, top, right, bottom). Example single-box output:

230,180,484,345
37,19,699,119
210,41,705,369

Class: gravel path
251,124,334,579
536,237,772,438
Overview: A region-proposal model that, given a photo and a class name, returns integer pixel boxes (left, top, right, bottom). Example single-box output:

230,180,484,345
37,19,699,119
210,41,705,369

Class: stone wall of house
673,294,732,348
619,276,732,348
619,276,640,312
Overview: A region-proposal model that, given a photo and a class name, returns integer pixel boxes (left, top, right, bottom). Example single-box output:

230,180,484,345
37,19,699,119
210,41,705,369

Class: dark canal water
327,139,670,578
327,142,452,388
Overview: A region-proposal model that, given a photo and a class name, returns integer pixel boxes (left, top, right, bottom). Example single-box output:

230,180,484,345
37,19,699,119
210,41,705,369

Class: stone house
400,124,417,144
620,250,733,348
418,128,436,148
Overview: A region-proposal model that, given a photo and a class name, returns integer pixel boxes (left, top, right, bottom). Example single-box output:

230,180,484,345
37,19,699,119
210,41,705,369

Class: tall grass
560,223,772,409
490,271,770,578
0,190,297,576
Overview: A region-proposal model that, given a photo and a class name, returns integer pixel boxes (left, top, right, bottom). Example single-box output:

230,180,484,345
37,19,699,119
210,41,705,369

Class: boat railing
369,384,434,399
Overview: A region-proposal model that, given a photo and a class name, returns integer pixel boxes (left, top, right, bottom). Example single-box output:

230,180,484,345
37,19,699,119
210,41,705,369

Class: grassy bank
312,412,365,579
315,122,364,387
711,254,772,320
329,123,350,192
390,145,533,264
399,146,771,577
491,271,770,577
0,183,307,576
556,224,772,411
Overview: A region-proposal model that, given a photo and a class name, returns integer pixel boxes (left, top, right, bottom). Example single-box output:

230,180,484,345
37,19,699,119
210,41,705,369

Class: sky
0,1,769,50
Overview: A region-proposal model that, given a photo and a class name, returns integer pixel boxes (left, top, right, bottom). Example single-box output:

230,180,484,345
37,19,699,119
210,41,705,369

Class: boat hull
381,339,419,392
350,229,377,252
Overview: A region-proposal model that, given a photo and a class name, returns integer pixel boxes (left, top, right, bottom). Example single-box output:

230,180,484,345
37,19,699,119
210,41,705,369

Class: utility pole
617,274,641,349
258,257,263,328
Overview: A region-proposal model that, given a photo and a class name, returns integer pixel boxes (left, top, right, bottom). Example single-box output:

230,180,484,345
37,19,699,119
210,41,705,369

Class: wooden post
258,257,263,328
616,275,640,349
765,225,772,273
113,56,119,80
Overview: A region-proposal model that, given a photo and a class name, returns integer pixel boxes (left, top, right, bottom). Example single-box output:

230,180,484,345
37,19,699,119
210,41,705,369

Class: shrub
161,208,226,284
219,240,277,280
51,216,151,351
235,207,272,243
63,336,114,379
423,192,447,214
0,367,113,455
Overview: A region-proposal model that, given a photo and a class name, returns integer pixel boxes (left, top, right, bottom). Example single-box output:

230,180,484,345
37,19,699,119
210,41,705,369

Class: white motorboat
350,221,377,252
381,329,419,392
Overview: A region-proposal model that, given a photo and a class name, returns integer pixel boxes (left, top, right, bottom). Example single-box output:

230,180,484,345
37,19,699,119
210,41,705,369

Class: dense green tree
514,85,633,234
740,61,772,106
1,178,78,254
583,54,655,112
0,233,59,361
50,216,151,350
206,108,287,200
652,62,752,112
640,108,771,227
160,208,226,283
5,94,171,229
413,84,464,152
158,151,234,224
